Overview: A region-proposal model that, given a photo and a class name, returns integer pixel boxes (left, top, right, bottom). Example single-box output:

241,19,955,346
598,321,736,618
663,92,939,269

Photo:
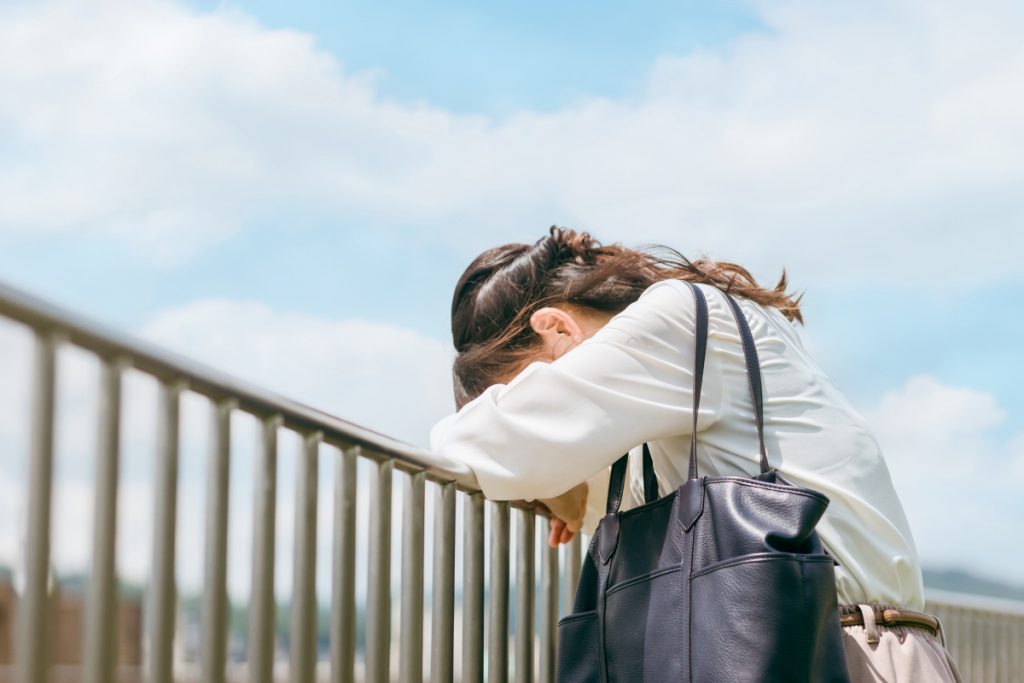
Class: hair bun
545,225,597,266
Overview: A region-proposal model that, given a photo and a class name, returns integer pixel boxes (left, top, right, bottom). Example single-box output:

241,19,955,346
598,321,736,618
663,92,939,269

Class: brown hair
449,226,804,409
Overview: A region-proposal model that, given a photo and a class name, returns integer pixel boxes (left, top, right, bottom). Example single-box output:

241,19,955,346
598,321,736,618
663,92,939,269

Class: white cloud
863,374,1024,581
137,298,456,446
1,0,1023,283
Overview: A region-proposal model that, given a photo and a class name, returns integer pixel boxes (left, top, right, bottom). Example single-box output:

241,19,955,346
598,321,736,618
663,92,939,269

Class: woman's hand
539,481,588,548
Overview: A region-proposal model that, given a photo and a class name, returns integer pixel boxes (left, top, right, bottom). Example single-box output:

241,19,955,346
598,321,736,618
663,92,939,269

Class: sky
1,0,1023,600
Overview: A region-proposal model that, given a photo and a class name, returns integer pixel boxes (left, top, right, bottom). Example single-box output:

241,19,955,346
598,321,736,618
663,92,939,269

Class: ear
530,307,582,356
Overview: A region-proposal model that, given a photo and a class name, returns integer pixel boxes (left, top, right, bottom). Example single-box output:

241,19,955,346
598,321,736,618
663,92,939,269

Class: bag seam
605,564,684,597
690,551,834,580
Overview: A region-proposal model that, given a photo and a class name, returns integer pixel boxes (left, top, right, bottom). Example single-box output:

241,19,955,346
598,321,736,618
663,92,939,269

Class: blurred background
1,0,1022,680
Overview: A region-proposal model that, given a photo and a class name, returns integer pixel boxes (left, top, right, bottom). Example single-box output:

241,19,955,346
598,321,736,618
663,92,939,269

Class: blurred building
0,576,142,683
0,580,14,667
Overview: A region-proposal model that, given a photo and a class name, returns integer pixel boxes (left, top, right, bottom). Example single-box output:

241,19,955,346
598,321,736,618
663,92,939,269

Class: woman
429,226,962,682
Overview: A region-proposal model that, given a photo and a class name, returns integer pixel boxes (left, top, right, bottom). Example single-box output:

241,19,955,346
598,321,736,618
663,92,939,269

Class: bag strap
719,288,770,474
685,283,709,480
606,281,709,514
605,443,660,514
604,281,772,514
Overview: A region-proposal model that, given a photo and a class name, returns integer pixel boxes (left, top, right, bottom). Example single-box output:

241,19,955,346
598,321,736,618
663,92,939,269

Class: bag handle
719,287,770,474
605,282,769,514
605,443,660,513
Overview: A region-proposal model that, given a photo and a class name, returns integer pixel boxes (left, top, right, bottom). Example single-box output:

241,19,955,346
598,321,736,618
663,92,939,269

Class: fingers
548,517,566,548
548,517,579,547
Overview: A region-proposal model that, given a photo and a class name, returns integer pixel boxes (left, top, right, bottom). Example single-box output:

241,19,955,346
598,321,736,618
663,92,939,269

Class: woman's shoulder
638,277,697,300
594,278,700,347
612,279,741,331
595,277,802,348
632,278,734,310
648,279,799,329
627,277,707,317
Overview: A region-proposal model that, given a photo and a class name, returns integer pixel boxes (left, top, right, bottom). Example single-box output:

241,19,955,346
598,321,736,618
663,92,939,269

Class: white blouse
429,278,925,610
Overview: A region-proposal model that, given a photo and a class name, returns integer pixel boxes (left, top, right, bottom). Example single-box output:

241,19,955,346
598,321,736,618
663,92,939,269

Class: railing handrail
0,276,481,491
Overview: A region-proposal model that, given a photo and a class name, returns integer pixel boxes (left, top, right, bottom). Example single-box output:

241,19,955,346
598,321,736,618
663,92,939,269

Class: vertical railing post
292,430,322,683
966,610,978,679
462,493,485,683
147,379,184,683
399,471,426,683
515,509,535,683
488,501,511,683
248,414,281,683
950,604,964,671
84,356,128,683
538,532,558,683
17,330,60,683
201,398,235,683
331,446,358,683
431,482,456,683
1013,612,1023,680
366,458,394,683
996,613,1008,681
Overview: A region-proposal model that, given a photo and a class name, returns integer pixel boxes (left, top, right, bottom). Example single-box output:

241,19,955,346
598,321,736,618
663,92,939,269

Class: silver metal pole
291,431,322,683
84,356,128,683
462,493,485,683
1013,613,1023,681
399,471,425,683
200,398,235,683
331,446,359,683
966,610,976,681
366,458,394,683
515,509,535,683
17,330,60,683
431,482,456,683
248,414,281,683
538,535,558,683
488,501,511,683
949,606,965,671
982,612,991,680
146,379,184,683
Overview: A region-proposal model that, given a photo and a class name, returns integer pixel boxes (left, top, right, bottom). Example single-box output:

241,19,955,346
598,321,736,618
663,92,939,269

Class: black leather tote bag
556,282,851,683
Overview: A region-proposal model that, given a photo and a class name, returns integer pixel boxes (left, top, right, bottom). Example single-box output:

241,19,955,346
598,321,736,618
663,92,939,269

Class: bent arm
429,280,722,501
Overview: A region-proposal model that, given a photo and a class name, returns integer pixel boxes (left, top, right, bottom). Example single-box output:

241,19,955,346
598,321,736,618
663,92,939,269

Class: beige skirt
841,603,964,682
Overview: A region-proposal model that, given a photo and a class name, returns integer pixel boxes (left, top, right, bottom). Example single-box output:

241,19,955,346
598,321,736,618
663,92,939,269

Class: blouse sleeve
429,280,723,501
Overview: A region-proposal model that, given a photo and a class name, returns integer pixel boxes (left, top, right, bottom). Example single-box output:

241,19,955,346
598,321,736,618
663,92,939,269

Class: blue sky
184,0,761,115
1,0,1023,587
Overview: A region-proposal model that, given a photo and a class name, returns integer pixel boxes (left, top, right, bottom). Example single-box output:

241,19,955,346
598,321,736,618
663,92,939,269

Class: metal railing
0,278,582,683
925,590,1024,683
0,277,1021,683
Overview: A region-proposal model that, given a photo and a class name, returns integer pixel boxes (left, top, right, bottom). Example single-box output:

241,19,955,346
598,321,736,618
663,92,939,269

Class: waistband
839,602,946,646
